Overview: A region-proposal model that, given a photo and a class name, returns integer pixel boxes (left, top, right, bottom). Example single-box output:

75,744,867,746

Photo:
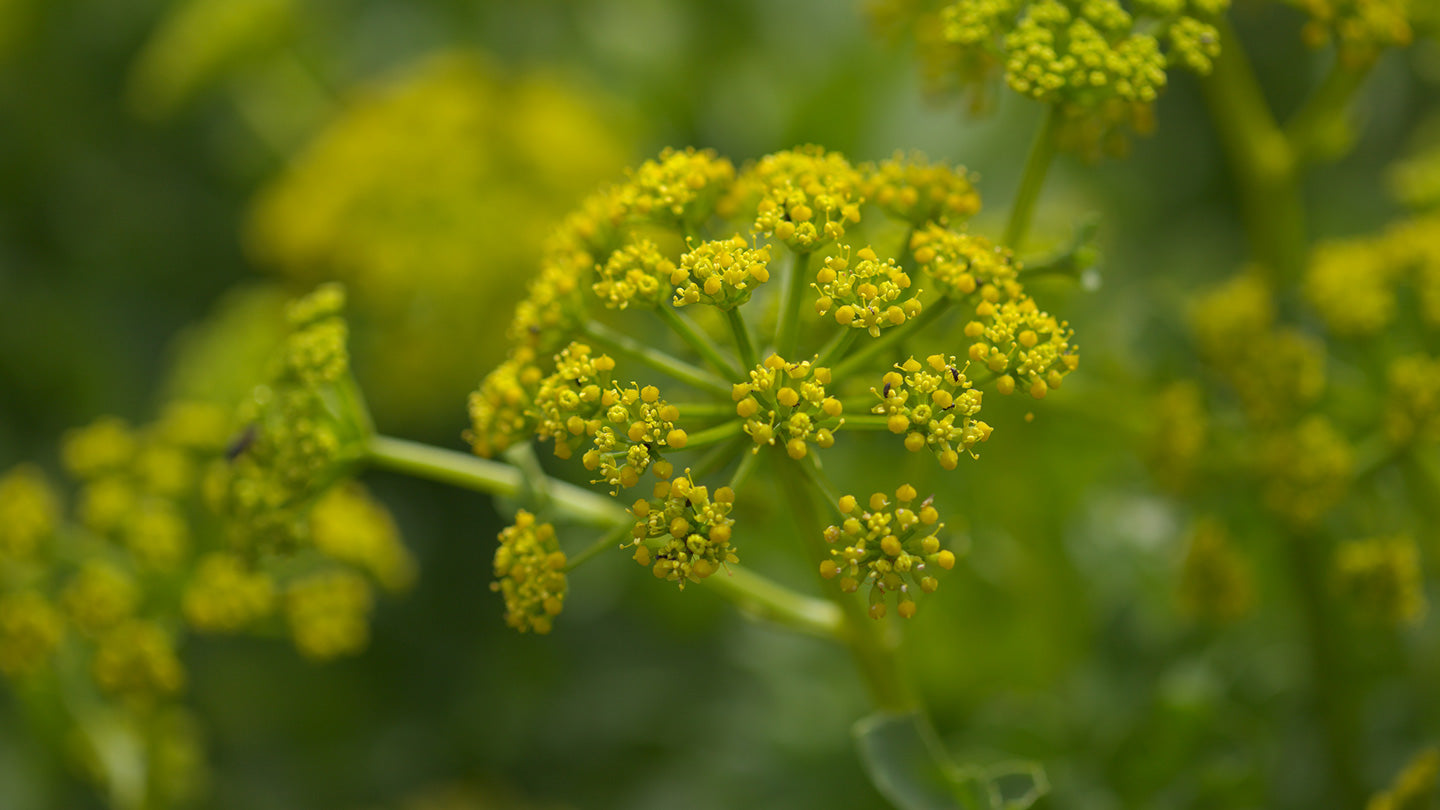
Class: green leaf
854,711,1050,810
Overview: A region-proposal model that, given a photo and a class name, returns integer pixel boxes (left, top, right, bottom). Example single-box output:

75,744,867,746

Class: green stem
775,250,813,358
1199,18,1306,285
565,523,632,572
682,419,744,448
833,297,954,380
1285,56,1374,167
582,319,731,397
655,305,743,380
816,327,861,369
842,415,900,431
687,434,749,481
779,457,917,711
702,564,845,639
670,401,741,418
728,443,765,492
1285,530,1366,808
1003,104,1060,251
725,307,761,372
365,435,628,527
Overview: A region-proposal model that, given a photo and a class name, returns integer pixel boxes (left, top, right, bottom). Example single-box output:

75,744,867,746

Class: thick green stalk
654,305,743,381
1003,104,1060,251
365,435,628,527
702,564,845,639
1285,531,1366,808
1286,57,1375,167
775,250,813,358
1199,18,1307,285
582,319,731,397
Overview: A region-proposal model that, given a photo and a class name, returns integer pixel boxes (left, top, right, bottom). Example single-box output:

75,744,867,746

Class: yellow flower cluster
744,145,864,252
733,355,845,459
1385,354,1440,446
1391,141,1440,211
0,590,64,677
182,553,277,633
529,342,687,492
284,570,374,659
247,53,630,428
466,352,546,458
911,227,1079,398
629,473,737,587
468,145,1080,628
1368,747,1440,810
0,463,58,560
872,356,990,469
673,236,772,309
819,485,955,619
492,511,567,633
1177,519,1254,623
621,146,736,228
862,152,982,227
1288,0,1413,66
61,408,221,571
593,238,680,310
815,245,924,336
214,284,370,553
1146,381,1209,493
62,562,140,639
1193,273,1325,426
310,483,416,591
1333,535,1426,625
1258,415,1354,526
935,0,1226,155
1305,213,1440,337
91,619,186,700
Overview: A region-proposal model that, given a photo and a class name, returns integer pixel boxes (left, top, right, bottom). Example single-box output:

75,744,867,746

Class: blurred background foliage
1,0,1439,808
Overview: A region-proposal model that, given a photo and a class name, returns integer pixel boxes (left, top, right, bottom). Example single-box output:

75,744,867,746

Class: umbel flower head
819,485,957,619
0,285,415,806
211,283,374,554
469,146,1079,631
872,0,1229,158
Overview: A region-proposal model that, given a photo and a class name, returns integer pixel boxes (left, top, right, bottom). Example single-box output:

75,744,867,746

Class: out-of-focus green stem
1285,530,1366,808
1003,104,1060,251
1199,18,1306,285
366,435,628,527
582,319,731,397
1286,57,1374,167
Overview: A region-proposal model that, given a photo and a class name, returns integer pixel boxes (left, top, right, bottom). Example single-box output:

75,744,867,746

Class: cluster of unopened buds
469,145,1080,631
